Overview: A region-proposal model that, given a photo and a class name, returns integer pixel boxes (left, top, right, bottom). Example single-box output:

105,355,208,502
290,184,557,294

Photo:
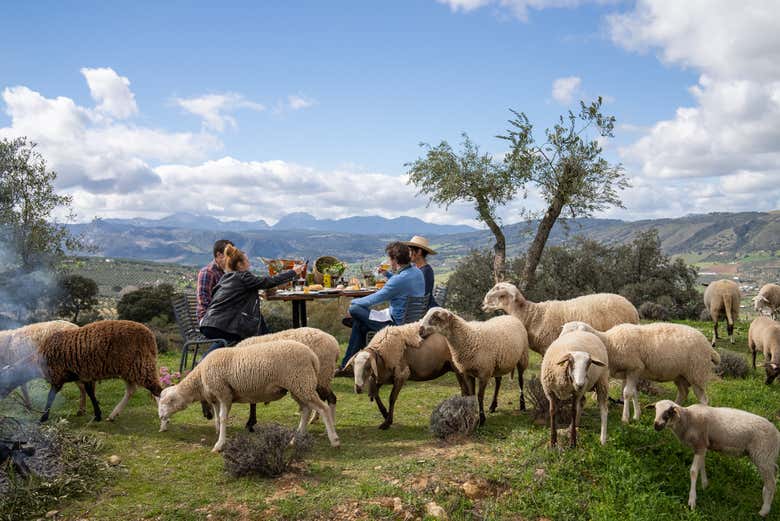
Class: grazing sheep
481,282,639,354
343,322,470,429
541,330,609,447
703,279,741,346
649,400,780,517
418,308,529,427
0,320,86,413
748,316,780,384
753,283,780,320
0,320,162,423
158,340,340,452
561,321,720,423
237,327,340,430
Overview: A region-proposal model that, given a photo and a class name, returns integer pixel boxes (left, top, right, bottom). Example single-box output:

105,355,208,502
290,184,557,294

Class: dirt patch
195,500,253,521
706,263,739,274
316,497,414,521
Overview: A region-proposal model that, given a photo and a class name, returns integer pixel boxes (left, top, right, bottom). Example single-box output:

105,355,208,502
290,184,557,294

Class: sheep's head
764,359,780,385
419,308,452,339
556,351,605,393
559,321,594,337
346,350,379,394
647,399,682,431
158,385,189,431
753,294,771,314
482,282,525,313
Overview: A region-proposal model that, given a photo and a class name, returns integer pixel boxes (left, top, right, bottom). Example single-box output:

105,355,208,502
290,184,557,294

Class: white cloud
287,94,315,111
174,93,265,131
436,0,616,21
80,67,138,119
551,76,582,104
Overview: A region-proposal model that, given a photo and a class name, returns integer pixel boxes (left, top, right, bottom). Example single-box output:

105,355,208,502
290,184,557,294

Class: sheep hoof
76,409,86,417
378,421,392,430
211,446,223,453
330,439,341,448
93,415,102,422
107,416,116,422
488,405,497,413
478,414,486,427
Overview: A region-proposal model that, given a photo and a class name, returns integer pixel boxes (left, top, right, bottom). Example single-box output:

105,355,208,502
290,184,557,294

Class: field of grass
3,320,780,520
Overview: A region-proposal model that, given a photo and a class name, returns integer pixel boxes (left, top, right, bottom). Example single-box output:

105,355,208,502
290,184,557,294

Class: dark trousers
200,326,242,358
341,305,393,368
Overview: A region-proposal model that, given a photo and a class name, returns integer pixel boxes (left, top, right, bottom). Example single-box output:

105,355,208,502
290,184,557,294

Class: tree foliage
52,274,99,324
116,284,175,324
444,249,499,321
500,97,629,291
406,134,524,282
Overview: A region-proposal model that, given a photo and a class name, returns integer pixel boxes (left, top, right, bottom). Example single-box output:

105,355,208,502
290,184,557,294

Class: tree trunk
522,197,564,292
477,198,506,283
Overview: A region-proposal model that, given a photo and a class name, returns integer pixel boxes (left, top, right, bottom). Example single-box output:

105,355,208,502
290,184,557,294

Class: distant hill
68,211,780,272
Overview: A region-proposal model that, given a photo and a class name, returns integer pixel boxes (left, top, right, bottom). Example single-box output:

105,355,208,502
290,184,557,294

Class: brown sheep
703,279,741,346
0,320,162,422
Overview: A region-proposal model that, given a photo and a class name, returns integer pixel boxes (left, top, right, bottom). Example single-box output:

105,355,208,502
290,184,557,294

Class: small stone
461,480,482,499
373,465,382,470
534,468,546,481
200,437,208,445
425,502,447,519
108,455,121,466
206,514,214,520
45,511,59,519
412,477,429,490
393,497,403,513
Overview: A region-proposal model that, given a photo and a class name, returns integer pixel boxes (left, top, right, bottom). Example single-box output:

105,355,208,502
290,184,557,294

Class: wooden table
264,288,377,328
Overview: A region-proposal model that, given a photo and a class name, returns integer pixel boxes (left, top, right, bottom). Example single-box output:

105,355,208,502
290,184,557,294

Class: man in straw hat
402,236,438,309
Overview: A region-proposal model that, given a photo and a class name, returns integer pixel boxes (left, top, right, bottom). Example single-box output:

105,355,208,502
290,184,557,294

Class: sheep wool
703,279,741,345
541,330,609,447
419,308,529,427
748,316,780,384
561,321,720,423
158,340,340,452
482,282,639,354
753,283,780,319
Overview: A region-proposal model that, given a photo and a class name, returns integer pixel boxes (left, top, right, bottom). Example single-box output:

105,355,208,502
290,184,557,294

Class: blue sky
1,1,778,226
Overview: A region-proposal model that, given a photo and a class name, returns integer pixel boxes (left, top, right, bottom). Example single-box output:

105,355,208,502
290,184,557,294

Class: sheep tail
722,292,734,326
710,348,721,366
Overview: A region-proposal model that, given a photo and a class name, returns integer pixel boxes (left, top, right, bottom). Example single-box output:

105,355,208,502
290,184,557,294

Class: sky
1,0,778,228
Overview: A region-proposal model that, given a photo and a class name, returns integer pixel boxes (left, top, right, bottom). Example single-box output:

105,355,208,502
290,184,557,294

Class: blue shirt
351,265,425,324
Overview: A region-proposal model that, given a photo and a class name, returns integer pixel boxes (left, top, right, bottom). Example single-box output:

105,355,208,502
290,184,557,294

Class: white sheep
418,308,529,427
753,283,780,320
748,316,780,384
481,282,639,354
344,322,470,429
703,279,741,346
541,330,609,447
237,327,340,428
650,399,780,517
158,340,340,452
561,321,720,423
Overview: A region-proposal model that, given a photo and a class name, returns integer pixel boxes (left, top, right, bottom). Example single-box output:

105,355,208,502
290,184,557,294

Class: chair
172,293,228,373
365,294,430,344
432,285,448,308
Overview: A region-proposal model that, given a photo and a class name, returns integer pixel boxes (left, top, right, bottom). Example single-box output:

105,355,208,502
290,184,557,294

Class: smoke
0,239,58,329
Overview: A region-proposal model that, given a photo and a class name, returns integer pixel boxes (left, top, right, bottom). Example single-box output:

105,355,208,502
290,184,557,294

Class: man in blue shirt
339,241,424,369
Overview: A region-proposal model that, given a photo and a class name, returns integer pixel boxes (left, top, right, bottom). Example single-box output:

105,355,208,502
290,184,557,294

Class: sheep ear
369,352,379,379
343,353,358,370
556,354,571,366
590,358,606,367
644,402,656,410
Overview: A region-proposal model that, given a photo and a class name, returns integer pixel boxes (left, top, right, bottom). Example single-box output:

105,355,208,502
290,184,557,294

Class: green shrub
446,250,496,320
638,302,669,321
116,283,175,323
715,350,749,379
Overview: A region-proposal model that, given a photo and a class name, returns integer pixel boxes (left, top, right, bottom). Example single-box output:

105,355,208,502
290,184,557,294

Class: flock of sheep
2,280,780,516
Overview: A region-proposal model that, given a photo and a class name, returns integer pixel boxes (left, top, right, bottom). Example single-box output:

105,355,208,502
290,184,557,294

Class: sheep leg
212,400,231,453
691,384,708,406
40,385,62,423
674,377,690,405
295,393,340,448
76,382,87,415
622,375,639,423
727,322,735,344
466,376,476,396
379,380,404,430
712,321,719,346
570,395,580,448
688,452,706,510
246,403,257,432
212,401,221,434
297,404,311,434
106,382,136,422
454,371,470,396
201,400,214,420
489,376,501,413
756,461,776,517
517,366,526,411
597,383,608,445
83,381,102,422
374,390,389,420
477,377,488,427
549,395,558,447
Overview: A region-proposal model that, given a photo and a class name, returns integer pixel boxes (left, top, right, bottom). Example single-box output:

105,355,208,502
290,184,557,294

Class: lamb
481,282,639,355
0,320,86,413
418,308,529,427
343,322,470,429
236,327,340,430
158,340,340,452
649,400,780,517
748,316,780,384
753,283,780,320
561,321,720,423
703,278,741,346
541,330,609,447
0,320,162,422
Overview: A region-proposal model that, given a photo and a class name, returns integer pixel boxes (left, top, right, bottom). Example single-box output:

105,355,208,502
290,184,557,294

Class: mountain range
68,211,780,271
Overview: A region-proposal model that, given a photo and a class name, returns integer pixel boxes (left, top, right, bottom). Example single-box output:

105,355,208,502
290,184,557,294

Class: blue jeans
341,304,393,367
200,326,242,359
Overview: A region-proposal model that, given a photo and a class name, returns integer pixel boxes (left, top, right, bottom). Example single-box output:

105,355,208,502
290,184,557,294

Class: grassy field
3,320,780,520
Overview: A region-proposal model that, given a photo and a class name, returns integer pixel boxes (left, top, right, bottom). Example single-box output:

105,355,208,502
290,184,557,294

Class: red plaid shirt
196,260,224,321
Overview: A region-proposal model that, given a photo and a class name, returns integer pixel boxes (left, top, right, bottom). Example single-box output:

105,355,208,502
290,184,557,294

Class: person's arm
352,274,404,309
241,270,296,291
195,267,212,320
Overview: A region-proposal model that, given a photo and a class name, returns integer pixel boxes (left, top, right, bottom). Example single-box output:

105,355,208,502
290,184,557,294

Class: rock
461,480,482,499
412,477,429,490
108,455,121,466
425,502,447,519
393,497,403,513
45,511,59,519
534,468,546,481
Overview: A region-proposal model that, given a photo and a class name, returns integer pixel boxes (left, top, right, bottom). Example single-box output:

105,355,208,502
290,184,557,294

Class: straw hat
403,236,436,255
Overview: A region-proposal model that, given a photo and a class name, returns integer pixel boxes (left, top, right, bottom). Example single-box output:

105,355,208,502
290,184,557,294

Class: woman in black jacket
199,244,304,357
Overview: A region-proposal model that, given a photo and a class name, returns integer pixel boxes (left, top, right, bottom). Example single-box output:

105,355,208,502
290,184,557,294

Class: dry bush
221,423,312,478
715,350,749,379
429,396,479,440
526,376,574,426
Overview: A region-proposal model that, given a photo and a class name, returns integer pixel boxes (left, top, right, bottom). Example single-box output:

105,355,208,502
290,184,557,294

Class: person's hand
292,263,306,276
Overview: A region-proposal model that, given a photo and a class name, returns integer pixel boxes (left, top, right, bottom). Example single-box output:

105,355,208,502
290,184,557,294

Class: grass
3,320,780,520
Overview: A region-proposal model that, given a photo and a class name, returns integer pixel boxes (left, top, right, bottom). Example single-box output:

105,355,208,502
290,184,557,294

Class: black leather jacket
199,270,295,336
